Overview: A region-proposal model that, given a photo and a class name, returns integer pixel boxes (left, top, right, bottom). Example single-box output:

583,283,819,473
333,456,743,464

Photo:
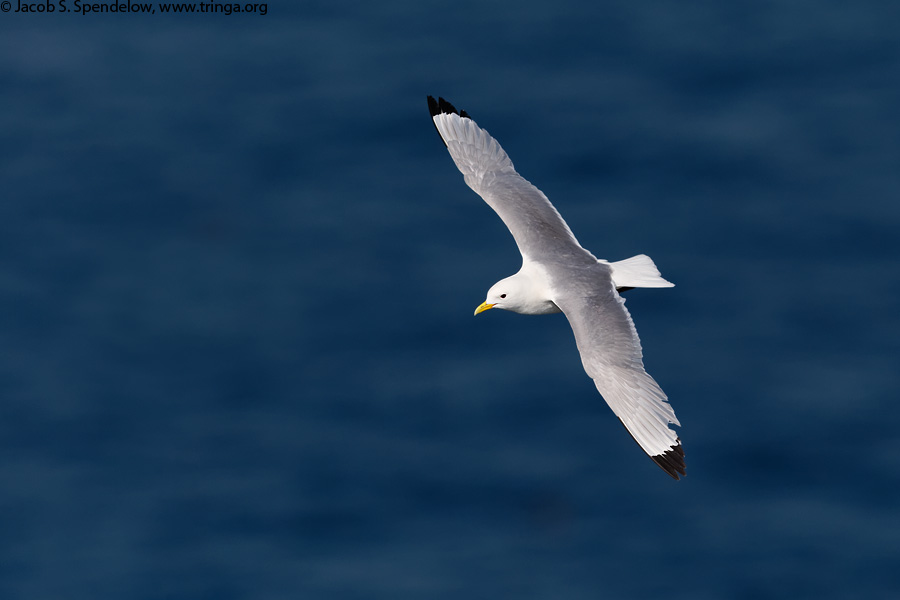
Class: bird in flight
427,96,685,479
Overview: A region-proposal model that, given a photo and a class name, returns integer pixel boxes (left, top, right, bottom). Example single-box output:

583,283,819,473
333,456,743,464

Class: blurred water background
1,1,899,598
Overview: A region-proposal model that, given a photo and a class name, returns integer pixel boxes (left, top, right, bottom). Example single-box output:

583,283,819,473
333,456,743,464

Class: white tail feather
602,254,674,289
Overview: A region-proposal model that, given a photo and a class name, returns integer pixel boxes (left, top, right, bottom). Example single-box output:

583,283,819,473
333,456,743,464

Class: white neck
502,261,560,315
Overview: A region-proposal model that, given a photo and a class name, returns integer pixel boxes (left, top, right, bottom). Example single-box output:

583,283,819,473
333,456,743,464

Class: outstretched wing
428,96,592,264
552,265,685,479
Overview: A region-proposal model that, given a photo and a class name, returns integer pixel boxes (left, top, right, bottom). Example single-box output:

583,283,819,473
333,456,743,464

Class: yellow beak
474,302,495,316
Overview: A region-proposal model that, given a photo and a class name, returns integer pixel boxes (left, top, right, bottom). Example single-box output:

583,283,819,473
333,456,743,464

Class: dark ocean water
2,1,899,598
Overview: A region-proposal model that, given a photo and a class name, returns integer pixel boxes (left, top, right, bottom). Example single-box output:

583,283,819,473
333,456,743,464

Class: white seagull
428,96,685,479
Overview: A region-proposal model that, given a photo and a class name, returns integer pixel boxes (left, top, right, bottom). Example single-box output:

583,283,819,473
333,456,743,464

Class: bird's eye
500,294,507,299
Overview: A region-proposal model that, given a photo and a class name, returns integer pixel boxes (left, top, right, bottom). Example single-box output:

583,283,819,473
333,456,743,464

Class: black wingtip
651,438,686,480
617,421,686,481
426,96,471,120
438,96,458,116
426,96,447,147
427,95,440,117
427,96,473,148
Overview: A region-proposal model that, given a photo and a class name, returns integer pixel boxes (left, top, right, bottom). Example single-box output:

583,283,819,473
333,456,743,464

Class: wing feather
428,96,590,264
553,265,685,479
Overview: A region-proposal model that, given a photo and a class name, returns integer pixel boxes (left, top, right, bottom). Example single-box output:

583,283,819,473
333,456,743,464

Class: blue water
1,2,899,598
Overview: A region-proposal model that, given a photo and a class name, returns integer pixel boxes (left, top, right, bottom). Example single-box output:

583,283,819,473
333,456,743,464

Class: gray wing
428,96,592,264
552,264,685,479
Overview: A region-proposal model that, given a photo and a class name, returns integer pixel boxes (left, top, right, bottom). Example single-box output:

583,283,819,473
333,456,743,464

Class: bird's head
474,274,559,316
473,286,510,315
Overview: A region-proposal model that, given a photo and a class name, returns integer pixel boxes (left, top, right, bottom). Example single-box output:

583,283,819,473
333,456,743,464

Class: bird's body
428,96,685,479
